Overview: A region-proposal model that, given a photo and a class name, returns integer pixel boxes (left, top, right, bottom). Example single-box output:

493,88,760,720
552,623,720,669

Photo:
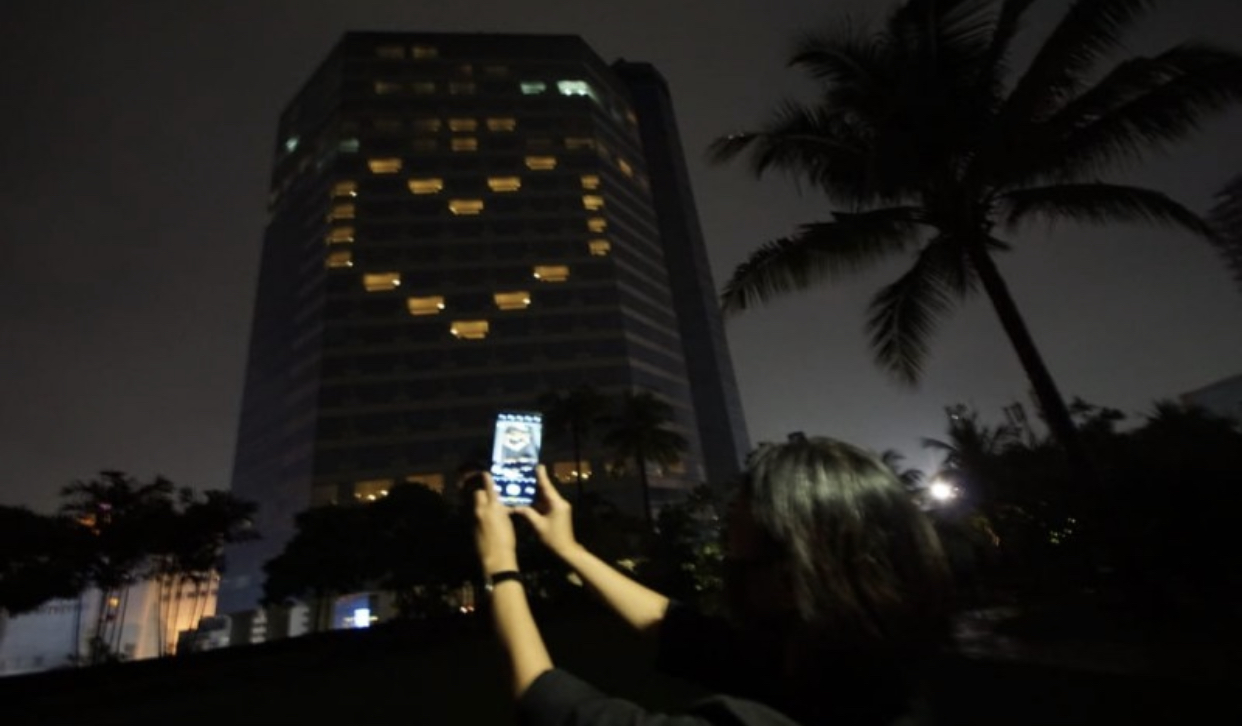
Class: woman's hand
513,465,580,559
474,473,519,575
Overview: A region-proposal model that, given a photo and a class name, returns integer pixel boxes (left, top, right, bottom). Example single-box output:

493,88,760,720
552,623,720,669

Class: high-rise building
220,33,748,611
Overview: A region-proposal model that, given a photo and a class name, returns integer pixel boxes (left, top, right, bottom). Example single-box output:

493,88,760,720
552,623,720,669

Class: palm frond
997,183,1214,237
1004,0,1159,121
977,0,1039,87
720,207,925,313
790,24,889,91
866,239,967,385
708,100,883,205
1036,44,1242,180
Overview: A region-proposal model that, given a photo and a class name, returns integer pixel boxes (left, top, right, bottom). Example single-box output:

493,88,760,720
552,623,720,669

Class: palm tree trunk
967,242,1095,487
638,450,652,528
571,425,584,504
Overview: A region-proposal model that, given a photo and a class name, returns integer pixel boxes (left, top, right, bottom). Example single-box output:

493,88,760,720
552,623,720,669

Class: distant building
1181,373,1242,424
0,577,216,676
220,32,749,611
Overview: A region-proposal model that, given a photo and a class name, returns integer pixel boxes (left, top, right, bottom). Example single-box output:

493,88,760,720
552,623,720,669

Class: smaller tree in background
601,390,688,527
539,385,611,504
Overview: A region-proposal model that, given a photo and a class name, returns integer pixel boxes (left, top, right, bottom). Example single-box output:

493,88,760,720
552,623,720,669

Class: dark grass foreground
1,611,1236,725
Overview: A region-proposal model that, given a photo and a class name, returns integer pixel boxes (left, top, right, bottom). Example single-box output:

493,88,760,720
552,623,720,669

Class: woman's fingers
535,465,567,506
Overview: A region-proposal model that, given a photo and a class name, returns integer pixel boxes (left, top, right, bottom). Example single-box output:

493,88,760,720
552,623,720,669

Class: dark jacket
517,605,923,726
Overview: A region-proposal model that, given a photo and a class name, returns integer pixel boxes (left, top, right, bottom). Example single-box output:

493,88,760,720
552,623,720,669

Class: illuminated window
411,81,437,95
617,158,634,177
405,474,445,492
373,117,402,133
487,176,521,192
533,265,570,282
354,478,394,502
374,80,402,95
449,82,476,95
456,63,474,76
332,180,358,197
376,45,405,60
557,80,597,100
525,155,557,171
582,195,605,211
407,295,446,316
450,320,489,339
339,138,360,153
580,174,601,190
326,249,354,268
587,217,607,233
448,117,478,132
486,117,517,132
411,44,439,59
520,81,547,95
565,137,595,151
451,137,478,152
588,239,611,256
483,65,509,78
413,117,441,132
494,291,531,310
553,461,592,483
326,226,355,244
363,273,401,292
408,178,444,195
412,138,438,153
368,157,402,174
327,203,355,221
448,199,484,215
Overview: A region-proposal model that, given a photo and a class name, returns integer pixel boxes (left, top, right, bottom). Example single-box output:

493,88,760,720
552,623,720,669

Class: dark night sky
1,1,1239,512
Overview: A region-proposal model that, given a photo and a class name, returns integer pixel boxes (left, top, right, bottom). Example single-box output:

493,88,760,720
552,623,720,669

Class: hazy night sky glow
1,0,1239,510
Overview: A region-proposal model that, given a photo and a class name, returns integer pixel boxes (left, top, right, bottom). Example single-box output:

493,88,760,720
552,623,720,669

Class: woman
474,434,952,725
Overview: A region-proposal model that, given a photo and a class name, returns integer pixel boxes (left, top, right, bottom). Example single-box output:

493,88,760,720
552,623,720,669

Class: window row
371,76,598,102
324,211,606,237
320,312,629,349
318,339,629,379
351,266,572,293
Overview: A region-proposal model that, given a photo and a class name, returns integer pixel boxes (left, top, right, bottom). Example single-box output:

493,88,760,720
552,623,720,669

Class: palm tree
602,390,689,527
880,449,925,492
1209,175,1242,291
923,405,1019,506
711,0,1242,486
539,385,611,503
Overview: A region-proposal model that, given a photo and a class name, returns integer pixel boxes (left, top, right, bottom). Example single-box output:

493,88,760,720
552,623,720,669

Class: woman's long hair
740,435,952,656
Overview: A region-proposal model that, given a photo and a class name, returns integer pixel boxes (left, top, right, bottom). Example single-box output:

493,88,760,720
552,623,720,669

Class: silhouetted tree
0,506,86,615
539,385,611,503
712,0,1242,487
602,391,688,527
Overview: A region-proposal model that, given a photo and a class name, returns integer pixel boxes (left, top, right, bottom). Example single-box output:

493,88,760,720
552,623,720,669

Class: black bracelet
484,570,522,593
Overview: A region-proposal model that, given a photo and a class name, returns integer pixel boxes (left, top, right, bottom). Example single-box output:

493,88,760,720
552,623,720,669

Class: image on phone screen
490,411,542,507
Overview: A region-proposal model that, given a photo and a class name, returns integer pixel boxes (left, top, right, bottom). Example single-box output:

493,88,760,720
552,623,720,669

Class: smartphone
489,411,542,507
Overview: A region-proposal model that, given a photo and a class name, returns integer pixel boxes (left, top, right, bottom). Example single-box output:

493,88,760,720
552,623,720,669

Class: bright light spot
284,136,300,152
928,479,956,502
353,608,371,628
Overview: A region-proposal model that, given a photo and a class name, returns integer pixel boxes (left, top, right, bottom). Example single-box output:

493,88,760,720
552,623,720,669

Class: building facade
220,33,748,611
0,578,216,676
